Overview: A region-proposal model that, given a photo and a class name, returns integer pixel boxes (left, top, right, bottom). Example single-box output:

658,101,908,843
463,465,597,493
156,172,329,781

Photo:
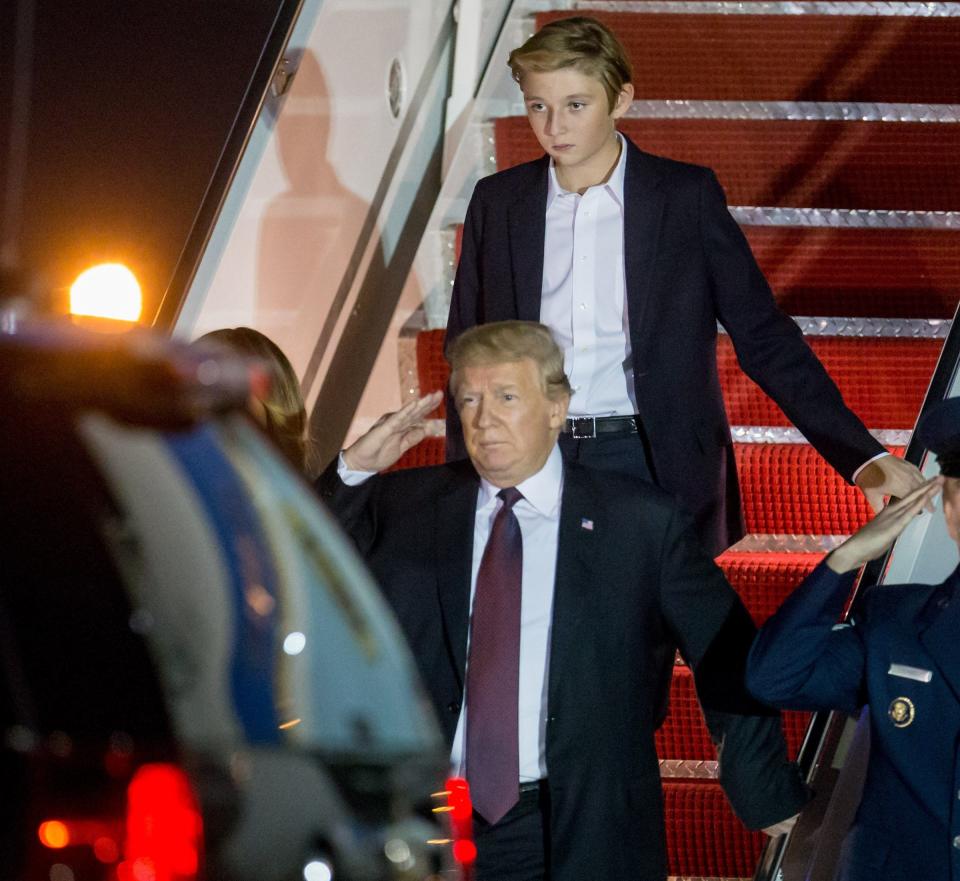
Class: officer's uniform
746,396,960,881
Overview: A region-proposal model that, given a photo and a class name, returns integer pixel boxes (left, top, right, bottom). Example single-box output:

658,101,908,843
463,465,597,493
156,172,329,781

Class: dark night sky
2,0,285,322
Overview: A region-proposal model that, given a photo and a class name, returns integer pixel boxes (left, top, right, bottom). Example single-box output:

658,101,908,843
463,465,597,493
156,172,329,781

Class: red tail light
117,763,203,881
445,777,475,870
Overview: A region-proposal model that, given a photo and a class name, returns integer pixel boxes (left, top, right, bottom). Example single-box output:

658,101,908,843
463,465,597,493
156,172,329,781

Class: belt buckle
571,416,596,439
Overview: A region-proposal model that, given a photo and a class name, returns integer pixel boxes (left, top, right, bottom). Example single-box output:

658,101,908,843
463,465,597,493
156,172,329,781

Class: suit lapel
435,468,481,687
507,157,549,322
622,139,667,361
918,565,960,702
548,465,602,703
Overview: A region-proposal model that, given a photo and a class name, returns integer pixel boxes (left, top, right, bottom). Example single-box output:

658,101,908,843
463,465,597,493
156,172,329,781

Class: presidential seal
888,696,915,728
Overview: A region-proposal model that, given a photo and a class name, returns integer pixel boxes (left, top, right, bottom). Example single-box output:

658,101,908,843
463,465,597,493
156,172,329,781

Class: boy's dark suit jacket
445,136,884,555
749,562,960,881
317,457,807,880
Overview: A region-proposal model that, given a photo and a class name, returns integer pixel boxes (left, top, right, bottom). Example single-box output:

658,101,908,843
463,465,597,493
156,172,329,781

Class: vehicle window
79,413,442,759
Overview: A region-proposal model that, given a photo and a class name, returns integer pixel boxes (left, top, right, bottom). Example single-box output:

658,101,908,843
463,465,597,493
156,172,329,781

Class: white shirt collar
477,444,564,517
546,131,627,210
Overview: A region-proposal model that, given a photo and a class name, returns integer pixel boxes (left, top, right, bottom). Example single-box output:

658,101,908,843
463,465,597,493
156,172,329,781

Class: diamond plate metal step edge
729,534,848,553
501,99,960,121
667,877,746,881
623,100,960,123
732,426,910,445
719,317,952,338
730,206,960,228
660,759,720,779
529,1,960,16
667,878,745,881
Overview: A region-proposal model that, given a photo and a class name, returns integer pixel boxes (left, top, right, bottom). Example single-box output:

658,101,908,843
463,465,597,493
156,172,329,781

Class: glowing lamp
69,263,142,323
38,820,71,849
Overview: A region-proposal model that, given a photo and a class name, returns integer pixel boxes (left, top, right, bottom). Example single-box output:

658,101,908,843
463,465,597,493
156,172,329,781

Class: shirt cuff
852,450,891,484
337,451,377,486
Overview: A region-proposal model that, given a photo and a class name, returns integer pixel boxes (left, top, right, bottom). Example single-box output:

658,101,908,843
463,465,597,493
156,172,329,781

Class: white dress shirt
540,132,636,418
338,447,563,782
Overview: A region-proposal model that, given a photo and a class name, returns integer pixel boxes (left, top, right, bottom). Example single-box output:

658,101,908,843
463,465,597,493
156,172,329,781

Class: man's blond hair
507,16,633,113
448,321,572,401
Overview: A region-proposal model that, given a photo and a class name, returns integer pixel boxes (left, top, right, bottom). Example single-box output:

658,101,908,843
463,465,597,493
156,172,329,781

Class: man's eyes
569,102,584,110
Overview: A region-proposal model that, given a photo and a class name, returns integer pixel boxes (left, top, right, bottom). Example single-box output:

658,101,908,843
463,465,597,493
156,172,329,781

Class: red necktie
466,487,523,824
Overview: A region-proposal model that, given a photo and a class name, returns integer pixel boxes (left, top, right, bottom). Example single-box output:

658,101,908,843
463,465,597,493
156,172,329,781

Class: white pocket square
888,663,933,683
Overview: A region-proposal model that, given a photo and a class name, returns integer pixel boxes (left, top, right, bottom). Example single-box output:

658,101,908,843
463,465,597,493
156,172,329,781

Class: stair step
663,781,765,877
535,10,960,104
719,550,823,626
657,665,810,762
453,223,960,317
413,329,939,430
744,226,960,318
719,335,939,429
493,117,960,211
736,442,897,536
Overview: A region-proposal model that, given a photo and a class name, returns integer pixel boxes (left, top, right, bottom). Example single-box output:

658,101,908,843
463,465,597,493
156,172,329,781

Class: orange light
120,764,202,881
69,263,142,322
452,840,477,865
38,820,71,849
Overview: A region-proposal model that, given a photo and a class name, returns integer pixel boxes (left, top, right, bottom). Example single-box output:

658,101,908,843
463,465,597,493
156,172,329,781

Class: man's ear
612,82,634,120
548,393,570,429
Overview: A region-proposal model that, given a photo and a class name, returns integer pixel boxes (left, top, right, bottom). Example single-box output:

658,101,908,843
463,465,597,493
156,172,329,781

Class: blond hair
195,327,310,472
447,321,571,401
507,16,633,112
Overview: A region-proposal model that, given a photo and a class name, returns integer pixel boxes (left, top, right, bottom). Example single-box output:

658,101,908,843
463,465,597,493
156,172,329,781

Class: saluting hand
827,476,943,574
341,391,443,473
854,455,927,514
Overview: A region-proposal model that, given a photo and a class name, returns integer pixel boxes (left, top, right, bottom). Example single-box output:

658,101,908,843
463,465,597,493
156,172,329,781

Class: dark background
1,0,285,323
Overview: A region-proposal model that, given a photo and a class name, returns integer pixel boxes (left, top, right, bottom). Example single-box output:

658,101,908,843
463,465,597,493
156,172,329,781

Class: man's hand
762,813,799,838
342,391,443,473
854,455,926,514
827,476,943,574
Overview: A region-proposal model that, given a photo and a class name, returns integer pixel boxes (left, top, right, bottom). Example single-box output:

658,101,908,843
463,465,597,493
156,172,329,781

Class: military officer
747,395,960,881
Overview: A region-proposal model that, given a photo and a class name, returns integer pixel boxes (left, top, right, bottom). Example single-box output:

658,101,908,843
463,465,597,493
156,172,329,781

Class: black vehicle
0,317,455,881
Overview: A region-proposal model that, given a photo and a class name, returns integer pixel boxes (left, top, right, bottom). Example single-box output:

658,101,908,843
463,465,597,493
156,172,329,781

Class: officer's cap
918,396,960,478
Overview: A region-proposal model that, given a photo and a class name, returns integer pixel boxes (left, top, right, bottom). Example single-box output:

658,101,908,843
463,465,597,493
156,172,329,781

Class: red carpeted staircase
397,3,956,877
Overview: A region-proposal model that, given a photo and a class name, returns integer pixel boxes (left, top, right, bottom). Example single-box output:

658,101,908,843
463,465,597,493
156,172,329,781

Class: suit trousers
474,782,552,881
558,429,654,483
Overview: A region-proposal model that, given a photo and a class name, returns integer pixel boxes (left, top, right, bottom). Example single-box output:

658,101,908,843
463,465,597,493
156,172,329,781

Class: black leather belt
519,779,546,796
564,415,639,439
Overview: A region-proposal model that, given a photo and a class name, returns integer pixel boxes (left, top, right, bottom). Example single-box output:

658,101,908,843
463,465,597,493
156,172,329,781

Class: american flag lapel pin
580,517,594,531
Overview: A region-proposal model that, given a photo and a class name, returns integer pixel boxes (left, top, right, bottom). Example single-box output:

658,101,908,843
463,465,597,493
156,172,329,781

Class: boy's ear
612,82,634,119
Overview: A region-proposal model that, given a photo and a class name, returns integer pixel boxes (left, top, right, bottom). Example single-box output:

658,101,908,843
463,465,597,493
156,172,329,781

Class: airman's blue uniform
747,395,960,881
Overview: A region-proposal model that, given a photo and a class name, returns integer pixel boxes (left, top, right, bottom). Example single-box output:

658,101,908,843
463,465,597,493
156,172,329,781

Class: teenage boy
445,16,923,556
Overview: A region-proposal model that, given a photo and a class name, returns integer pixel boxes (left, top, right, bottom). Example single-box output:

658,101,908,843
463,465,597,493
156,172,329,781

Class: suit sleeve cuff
337,452,377,486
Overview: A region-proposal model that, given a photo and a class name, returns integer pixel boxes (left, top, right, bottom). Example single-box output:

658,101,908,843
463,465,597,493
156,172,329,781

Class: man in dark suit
747,396,960,881
446,16,923,556
318,321,807,881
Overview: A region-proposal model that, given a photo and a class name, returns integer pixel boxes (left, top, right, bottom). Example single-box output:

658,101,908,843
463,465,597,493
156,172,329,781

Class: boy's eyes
528,102,586,111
